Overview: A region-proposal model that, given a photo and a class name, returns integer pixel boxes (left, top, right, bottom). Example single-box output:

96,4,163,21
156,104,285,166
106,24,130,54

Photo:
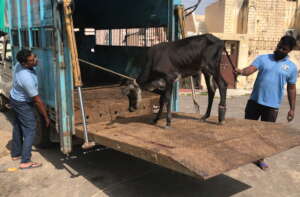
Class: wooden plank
75,113,300,180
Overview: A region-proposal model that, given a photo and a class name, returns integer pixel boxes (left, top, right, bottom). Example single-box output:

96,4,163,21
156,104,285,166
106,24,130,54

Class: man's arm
32,95,50,127
287,84,296,122
236,65,258,76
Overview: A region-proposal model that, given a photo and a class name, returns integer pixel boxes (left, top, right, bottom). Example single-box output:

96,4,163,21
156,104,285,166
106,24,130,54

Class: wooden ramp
75,113,300,180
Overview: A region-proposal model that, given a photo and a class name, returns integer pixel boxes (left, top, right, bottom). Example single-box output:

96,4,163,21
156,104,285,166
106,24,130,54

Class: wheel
34,110,52,148
0,94,8,112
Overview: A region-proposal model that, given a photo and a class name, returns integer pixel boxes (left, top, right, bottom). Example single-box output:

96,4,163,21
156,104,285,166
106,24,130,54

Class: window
11,30,19,47
96,27,167,47
21,29,29,48
45,28,55,48
0,37,12,70
4,41,12,65
32,28,41,48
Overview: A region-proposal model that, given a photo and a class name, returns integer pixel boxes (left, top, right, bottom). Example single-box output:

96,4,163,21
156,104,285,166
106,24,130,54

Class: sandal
254,160,269,171
19,162,42,170
12,156,21,161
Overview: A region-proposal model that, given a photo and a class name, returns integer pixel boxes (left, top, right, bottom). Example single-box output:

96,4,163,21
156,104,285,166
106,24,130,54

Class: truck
1,0,300,180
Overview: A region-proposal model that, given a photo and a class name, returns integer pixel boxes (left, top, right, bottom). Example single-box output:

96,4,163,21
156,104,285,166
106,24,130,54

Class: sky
182,0,218,15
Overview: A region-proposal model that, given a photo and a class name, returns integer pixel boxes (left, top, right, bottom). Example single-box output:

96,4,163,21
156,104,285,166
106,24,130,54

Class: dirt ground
0,95,300,197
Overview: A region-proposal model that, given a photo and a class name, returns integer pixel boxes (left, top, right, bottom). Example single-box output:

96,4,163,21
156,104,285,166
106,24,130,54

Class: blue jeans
10,97,36,163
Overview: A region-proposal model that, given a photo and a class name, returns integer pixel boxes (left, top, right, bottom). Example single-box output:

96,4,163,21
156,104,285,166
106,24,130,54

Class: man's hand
287,84,296,122
287,109,294,122
234,68,243,76
234,66,257,76
33,95,50,127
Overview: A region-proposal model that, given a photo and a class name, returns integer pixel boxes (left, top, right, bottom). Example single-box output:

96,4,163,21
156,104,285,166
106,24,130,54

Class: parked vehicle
1,0,299,180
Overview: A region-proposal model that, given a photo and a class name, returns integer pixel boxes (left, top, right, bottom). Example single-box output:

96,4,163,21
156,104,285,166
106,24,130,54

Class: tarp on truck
0,0,8,33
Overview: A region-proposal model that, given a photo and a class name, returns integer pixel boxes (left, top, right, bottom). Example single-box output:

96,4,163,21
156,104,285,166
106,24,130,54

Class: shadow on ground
1,100,251,197
36,144,251,197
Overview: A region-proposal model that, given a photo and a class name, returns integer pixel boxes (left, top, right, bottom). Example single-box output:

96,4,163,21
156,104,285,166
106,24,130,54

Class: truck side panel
6,0,73,153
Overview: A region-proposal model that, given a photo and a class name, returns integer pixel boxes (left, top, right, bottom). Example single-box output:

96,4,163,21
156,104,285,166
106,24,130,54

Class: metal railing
96,27,168,47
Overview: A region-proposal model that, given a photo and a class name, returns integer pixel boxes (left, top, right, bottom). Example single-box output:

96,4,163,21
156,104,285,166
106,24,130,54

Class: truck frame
1,0,300,180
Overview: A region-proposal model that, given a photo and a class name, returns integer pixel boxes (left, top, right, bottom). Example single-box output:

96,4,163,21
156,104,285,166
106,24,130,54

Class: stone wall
199,0,300,90
247,0,297,52
205,0,225,33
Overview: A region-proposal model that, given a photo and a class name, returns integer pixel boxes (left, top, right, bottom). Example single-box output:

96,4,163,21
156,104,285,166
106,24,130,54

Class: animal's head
121,80,142,112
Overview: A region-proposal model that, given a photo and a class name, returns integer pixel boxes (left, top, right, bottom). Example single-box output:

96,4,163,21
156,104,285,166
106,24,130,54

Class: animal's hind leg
200,73,216,121
216,78,227,124
153,81,173,128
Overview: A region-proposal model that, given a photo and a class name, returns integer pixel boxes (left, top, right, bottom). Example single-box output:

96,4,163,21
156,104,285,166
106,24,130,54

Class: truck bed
74,85,159,124
74,86,300,180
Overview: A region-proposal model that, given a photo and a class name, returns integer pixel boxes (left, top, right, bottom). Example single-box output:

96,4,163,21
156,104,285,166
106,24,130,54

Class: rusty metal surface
76,113,300,180
74,85,159,124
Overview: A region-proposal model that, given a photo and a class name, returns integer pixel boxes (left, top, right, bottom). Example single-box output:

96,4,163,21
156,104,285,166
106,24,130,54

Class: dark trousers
10,97,36,163
245,100,279,122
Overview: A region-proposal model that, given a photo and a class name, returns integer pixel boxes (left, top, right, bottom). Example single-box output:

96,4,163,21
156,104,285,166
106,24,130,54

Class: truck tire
34,110,52,148
0,94,8,112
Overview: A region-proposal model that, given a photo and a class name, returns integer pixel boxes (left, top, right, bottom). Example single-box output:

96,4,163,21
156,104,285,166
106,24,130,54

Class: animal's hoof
164,125,171,129
152,119,158,125
200,118,206,122
218,121,225,125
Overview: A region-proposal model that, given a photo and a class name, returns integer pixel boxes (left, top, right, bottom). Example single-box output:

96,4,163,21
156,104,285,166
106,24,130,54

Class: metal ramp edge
75,113,300,180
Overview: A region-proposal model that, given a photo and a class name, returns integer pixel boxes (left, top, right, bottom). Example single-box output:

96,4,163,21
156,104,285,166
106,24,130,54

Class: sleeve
18,72,38,98
251,55,263,69
287,65,298,85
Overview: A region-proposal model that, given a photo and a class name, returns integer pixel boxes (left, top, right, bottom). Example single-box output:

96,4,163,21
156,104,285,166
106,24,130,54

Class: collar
271,54,289,62
19,63,35,71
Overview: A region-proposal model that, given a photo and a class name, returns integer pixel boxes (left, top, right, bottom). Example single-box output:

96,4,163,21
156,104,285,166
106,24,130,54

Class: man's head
16,49,38,68
274,36,296,61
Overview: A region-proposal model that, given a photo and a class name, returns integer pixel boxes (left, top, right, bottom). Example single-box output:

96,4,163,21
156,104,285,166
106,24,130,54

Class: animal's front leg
153,95,164,124
164,83,173,128
165,95,172,128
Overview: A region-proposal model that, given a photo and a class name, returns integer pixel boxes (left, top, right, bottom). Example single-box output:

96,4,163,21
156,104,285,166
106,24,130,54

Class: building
195,0,300,89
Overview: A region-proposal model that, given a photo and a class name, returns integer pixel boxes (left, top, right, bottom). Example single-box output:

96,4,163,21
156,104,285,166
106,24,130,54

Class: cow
122,34,235,128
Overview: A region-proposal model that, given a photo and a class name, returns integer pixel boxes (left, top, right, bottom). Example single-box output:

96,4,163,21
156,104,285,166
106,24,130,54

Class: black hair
16,49,32,64
280,35,297,50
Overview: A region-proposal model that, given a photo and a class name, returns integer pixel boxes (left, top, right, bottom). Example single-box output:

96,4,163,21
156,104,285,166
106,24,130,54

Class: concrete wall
205,0,225,33
192,0,300,90
247,0,297,52
224,0,246,33
205,0,249,34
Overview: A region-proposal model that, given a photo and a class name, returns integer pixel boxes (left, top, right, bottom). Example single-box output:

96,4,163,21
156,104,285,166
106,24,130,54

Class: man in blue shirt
236,35,298,170
10,49,49,170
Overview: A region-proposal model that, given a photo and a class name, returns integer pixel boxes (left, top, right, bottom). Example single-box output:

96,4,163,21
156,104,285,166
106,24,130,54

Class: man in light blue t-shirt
9,49,49,170
237,35,298,170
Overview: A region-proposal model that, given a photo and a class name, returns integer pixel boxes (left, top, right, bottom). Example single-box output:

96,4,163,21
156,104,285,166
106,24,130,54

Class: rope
184,0,202,17
78,59,136,81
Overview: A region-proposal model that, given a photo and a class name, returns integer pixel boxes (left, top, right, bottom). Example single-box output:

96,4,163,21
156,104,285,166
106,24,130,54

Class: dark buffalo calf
122,34,231,128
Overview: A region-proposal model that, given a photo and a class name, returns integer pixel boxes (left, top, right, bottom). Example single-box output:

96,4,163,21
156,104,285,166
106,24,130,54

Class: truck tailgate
75,113,300,180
